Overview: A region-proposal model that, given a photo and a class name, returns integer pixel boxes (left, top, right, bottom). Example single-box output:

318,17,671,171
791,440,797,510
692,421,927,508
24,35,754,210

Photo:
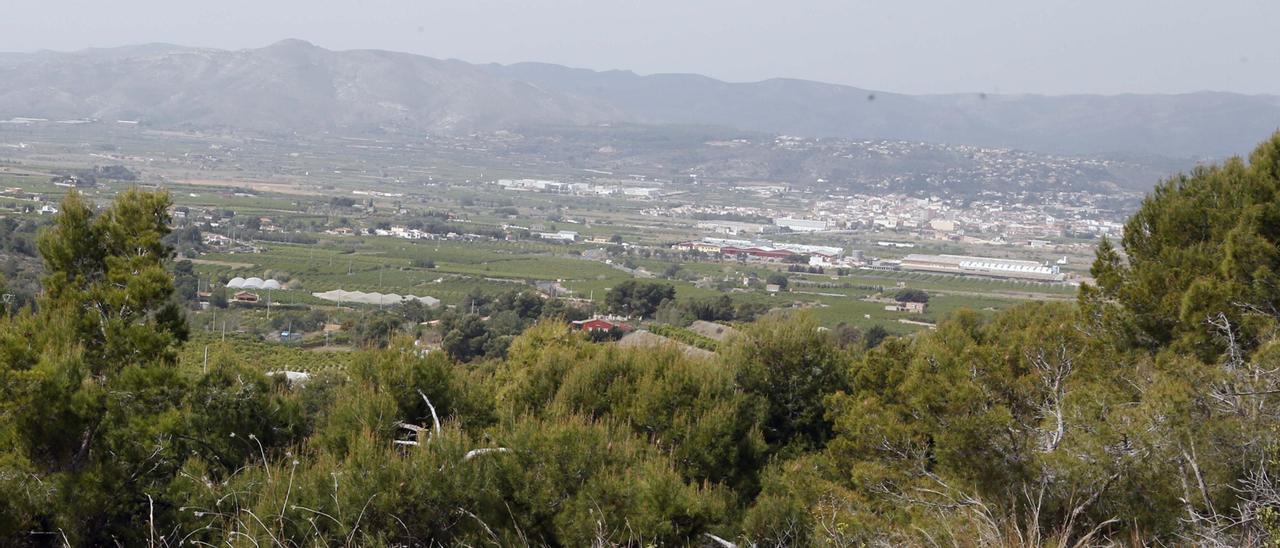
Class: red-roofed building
720,246,795,263
572,318,632,333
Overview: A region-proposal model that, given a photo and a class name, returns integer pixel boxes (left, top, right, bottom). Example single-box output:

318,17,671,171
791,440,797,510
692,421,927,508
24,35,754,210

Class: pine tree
0,189,189,544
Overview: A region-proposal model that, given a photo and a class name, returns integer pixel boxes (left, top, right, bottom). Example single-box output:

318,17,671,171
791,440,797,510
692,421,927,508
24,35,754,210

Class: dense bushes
8,133,1280,545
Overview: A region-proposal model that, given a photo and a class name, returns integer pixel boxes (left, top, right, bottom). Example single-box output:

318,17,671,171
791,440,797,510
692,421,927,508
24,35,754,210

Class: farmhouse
885,301,928,314
572,317,632,333
673,241,725,254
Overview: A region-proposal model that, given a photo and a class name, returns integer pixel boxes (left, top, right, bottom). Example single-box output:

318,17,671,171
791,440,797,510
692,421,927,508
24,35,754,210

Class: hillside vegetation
3,134,1280,545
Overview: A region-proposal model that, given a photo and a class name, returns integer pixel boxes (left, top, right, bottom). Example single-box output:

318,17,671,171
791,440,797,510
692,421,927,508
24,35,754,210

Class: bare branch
703,532,737,548
463,448,512,461
418,389,442,436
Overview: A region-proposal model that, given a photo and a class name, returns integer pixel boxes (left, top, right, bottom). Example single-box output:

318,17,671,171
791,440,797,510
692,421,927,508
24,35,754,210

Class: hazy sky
3,1,1278,95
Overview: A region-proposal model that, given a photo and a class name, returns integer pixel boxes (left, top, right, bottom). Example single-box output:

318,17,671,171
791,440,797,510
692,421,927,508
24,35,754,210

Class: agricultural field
0,124,1095,343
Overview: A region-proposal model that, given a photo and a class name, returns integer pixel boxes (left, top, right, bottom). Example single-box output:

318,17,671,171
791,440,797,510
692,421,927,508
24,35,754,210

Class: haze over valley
2,40,1277,160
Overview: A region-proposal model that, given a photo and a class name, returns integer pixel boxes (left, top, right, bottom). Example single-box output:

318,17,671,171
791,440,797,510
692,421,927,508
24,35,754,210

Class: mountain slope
484,62,1280,158
0,40,622,133
0,40,1276,159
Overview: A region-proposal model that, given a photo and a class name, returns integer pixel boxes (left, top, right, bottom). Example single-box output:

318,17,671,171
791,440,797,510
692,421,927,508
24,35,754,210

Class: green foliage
655,293,769,326
0,189,190,544
348,311,403,347
766,272,789,290
647,322,721,352
183,361,308,474
170,359,732,546
162,225,205,256
604,279,676,318
433,290,585,362
210,286,228,308
893,287,929,303
0,216,41,258
1085,132,1280,358
171,259,199,303
15,136,1280,545
725,313,847,452
179,335,353,374
862,324,891,349
441,314,494,362
495,321,768,494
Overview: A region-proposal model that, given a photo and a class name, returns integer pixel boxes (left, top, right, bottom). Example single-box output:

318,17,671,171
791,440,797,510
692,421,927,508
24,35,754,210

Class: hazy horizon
2,1,1278,96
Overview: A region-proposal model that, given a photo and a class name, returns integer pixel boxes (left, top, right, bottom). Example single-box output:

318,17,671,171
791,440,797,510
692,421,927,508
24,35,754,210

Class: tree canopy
893,287,930,303
1085,132,1280,359
7,135,1280,544
604,279,676,318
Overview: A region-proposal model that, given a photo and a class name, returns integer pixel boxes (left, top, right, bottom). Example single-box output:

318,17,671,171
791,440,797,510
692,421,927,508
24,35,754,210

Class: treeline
50,164,138,186
3,133,1280,545
348,288,591,362
654,293,771,326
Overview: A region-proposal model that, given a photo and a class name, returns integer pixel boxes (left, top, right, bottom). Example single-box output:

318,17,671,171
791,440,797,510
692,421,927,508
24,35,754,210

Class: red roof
572,318,631,332
721,246,794,258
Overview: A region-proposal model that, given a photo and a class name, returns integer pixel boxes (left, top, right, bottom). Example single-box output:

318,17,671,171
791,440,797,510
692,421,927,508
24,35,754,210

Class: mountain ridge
0,39,1276,159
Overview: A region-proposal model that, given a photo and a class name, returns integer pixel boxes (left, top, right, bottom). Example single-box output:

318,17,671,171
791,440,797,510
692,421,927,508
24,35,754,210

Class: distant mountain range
1,39,1277,159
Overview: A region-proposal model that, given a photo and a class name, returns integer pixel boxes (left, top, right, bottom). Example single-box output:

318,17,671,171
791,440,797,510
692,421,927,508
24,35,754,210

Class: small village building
885,301,927,314
572,318,631,333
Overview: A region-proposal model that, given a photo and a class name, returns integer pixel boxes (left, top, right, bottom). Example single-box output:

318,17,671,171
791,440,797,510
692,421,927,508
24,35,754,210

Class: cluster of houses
805,193,1127,243
324,225,498,243
370,226,436,240
200,233,262,254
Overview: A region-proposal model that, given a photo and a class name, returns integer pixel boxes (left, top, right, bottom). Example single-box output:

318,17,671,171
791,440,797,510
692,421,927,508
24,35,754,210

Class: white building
622,187,662,199
773,243,843,258
929,219,956,232
774,218,829,232
899,254,1064,282
696,221,770,235
538,230,579,242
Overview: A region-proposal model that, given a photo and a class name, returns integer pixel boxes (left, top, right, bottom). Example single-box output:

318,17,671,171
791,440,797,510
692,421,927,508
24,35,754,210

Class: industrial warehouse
899,254,1066,282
